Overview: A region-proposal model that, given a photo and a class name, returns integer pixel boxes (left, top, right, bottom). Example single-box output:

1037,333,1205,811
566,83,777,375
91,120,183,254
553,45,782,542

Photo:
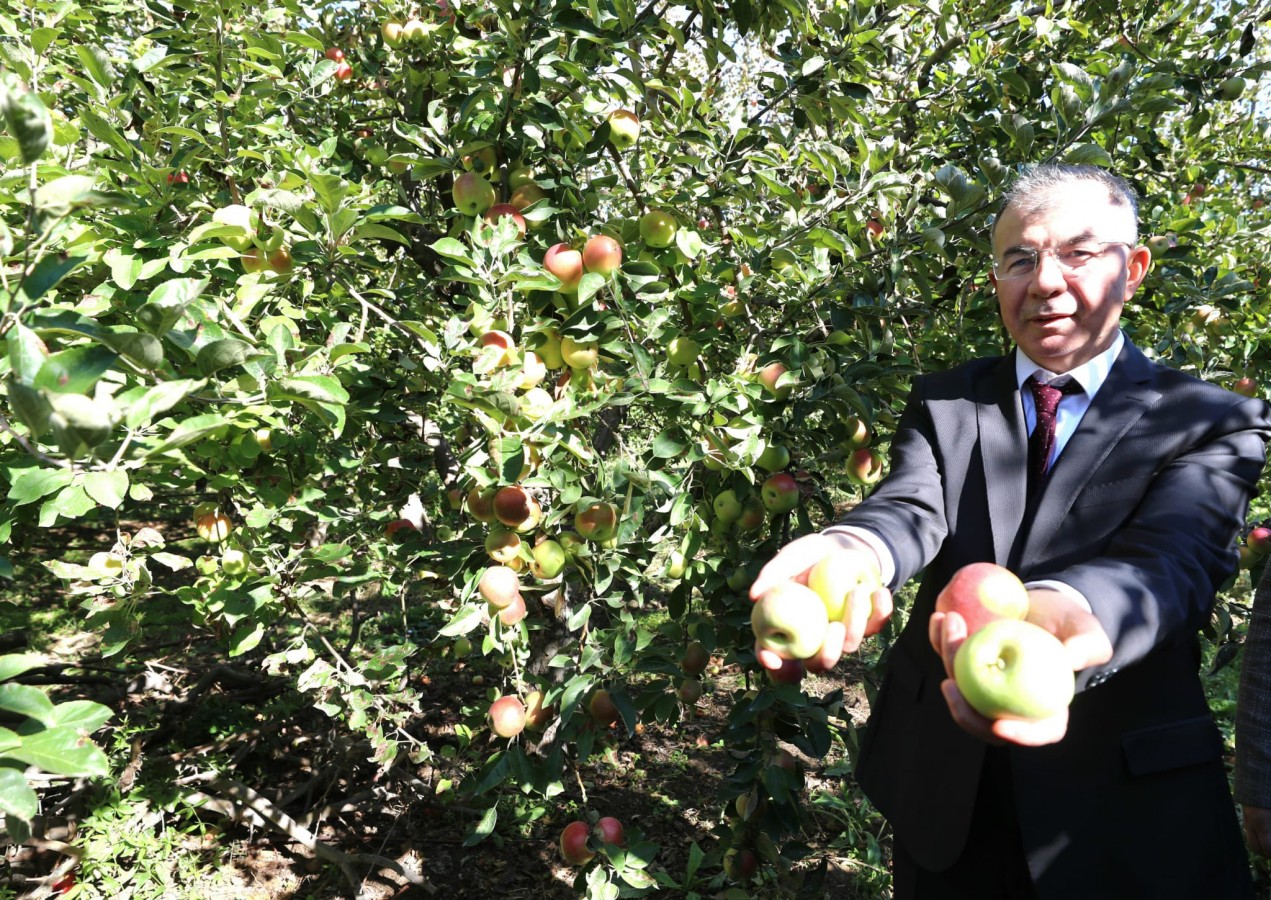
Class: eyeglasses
992,240,1134,281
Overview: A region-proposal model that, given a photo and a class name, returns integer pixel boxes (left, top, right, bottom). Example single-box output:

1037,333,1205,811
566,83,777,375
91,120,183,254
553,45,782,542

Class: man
751,164,1271,899
1237,560,1271,863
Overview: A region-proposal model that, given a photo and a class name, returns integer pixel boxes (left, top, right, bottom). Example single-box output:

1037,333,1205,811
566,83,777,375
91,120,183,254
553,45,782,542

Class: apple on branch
488,696,526,738
846,448,884,485
606,109,640,150
639,209,678,249
582,234,623,276
935,561,1029,636
760,472,800,514
1248,526,1271,555
544,243,584,293
452,172,496,216
953,618,1075,720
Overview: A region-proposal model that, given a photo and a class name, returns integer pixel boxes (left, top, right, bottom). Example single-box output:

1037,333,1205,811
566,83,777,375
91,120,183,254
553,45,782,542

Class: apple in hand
488,696,527,737
935,562,1029,636
751,582,830,660
953,618,1075,720
760,472,800,514
806,548,881,622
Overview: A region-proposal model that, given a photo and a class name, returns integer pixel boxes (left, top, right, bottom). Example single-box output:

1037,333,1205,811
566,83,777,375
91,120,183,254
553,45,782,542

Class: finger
864,587,893,637
756,645,786,672
842,586,872,652
928,610,946,652
815,621,848,671
940,679,1003,745
993,709,1069,747
1062,627,1114,671
938,611,969,680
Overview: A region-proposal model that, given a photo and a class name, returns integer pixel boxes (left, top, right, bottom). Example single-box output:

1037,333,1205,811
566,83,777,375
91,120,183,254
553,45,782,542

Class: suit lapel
1019,342,1161,562
977,353,1030,565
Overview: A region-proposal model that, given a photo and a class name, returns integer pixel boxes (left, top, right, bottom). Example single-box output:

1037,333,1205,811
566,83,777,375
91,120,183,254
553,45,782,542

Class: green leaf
48,700,111,733
143,413,231,457
439,604,485,637
309,172,351,215
7,323,48,385
6,382,51,436
430,237,472,265
6,467,74,506
7,725,109,777
74,45,117,88
0,768,38,821
34,345,117,394
4,92,51,163
33,175,99,211
0,655,46,683
196,339,259,376
651,430,689,458
21,253,90,304
269,375,349,406
82,470,128,509
463,804,498,847
123,378,207,429
136,278,209,336
0,684,55,725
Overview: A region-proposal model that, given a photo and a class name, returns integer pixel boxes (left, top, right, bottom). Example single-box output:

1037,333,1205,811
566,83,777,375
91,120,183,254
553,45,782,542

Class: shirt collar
1014,330,1124,397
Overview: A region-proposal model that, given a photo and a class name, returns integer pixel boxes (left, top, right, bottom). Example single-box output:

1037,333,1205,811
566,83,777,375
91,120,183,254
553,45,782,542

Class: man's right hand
748,532,892,672
1243,805,1271,859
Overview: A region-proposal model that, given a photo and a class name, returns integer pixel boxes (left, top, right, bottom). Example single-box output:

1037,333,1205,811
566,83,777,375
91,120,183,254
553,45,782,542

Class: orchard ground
1,513,1265,898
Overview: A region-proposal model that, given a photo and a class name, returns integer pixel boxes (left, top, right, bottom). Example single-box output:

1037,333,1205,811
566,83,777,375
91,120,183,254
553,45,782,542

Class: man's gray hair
997,163,1139,241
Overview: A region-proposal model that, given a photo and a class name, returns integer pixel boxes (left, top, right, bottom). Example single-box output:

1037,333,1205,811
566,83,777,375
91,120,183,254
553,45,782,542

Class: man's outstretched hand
928,588,1113,746
749,533,892,673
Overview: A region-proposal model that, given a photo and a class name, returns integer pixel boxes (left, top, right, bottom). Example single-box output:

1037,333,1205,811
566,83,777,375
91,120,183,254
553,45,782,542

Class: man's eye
1003,256,1034,273
1063,249,1097,264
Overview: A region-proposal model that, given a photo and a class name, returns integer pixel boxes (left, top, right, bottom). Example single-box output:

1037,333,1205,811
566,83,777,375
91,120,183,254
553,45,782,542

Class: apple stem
573,763,589,805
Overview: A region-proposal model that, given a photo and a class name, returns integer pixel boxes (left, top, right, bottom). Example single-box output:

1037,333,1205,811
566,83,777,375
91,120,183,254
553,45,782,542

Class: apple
1248,526,1271,555
758,362,793,401
588,689,619,726
498,593,527,625
575,501,619,542
195,508,232,543
493,485,542,532
477,329,516,368
401,18,427,42
681,640,709,675
516,351,546,390
212,204,256,251
846,448,884,485
452,636,473,658
723,847,758,881
167,170,190,186
535,330,565,370
254,428,273,452
452,172,496,216
240,248,268,274
1145,235,1173,258
508,164,535,189
760,473,800,514
544,243,584,293
382,21,404,47
384,518,416,542
806,548,882,622
461,146,497,175
519,386,553,421
333,61,353,81
221,548,249,575
666,336,699,369
596,816,625,847
1220,76,1247,100
712,489,743,523
467,486,498,523
488,696,526,738
1234,377,1259,398
756,443,790,472
843,416,871,449
484,527,522,564
530,538,567,579
935,561,1030,636
560,821,594,865
751,582,830,660
639,209,678,248
560,336,599,369
325,47,345,62
582,234,623,276
953,618,1075,720
524,690,555,729
678,677,703,705
508,183,548,211
484,203,527,237
606,109,640,150
479,564,520,609
267,247,293,274
737,499,766,533
867,217,884,238
665,549,687,579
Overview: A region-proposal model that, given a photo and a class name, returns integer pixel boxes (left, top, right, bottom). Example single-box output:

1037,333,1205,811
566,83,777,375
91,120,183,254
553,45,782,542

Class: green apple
452,172,496,216
212,204,257,252
666,336,700,369
560,336,599,369
639,209,678,248
935,561,1029,635
953,618,1075,720
712,489,743,523
382,20,405,47
751,582,830,660
1219,76,1247,100
530,539,567,579
843,416,871,449
665,549,687,579
221,548,249,576
509,182,548,211
535,330,565,369
758,362,793,401
760,472,800,514
806,548,881,622
756,443,790,472
607,108,641,150
575,501,619,541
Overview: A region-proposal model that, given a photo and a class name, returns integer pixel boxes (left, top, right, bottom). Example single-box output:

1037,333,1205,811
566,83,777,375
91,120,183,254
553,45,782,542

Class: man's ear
1124,244,1152,296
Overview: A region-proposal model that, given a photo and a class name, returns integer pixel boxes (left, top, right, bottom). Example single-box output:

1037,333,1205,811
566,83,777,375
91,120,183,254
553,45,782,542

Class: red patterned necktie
1027,376,1080,482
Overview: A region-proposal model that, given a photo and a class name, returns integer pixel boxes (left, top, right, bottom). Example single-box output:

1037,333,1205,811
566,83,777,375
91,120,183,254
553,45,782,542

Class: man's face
991,181,1150,373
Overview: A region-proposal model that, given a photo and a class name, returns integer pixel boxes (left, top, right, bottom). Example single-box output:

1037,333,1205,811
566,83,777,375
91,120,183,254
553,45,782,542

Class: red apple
477,329,516,367
452,172,496,216
758,362,793,400
479,565,520,609
678,677,703,705
493,485,542,532
723,847,758,881
846,448,884,485
334,61,353,81
1234,377,1259,398
484,527,522,564
935,562,1030,636
484,203,526,236
498,593,527,625
325,47,345,62
575,501,619,542
760,473,800,514
582,235,623,276
1248,526,1271,555
766,656,805,684
488,696,526,737
167,170,190,186
596,816,625,846
385,518,416,542
467,486,498,523
544,243,584,293
560,821,594,865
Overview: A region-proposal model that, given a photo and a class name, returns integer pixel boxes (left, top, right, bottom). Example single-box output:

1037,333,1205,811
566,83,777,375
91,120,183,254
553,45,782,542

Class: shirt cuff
822,525,895,586
1024,579,1093,612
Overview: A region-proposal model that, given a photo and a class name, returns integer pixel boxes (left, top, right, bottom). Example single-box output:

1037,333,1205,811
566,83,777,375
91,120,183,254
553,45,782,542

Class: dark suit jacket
1236,561,1271,808
846,339,1271,899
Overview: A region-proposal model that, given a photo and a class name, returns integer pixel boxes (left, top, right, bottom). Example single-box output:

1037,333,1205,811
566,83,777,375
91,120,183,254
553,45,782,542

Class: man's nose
1030,249,1068,292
